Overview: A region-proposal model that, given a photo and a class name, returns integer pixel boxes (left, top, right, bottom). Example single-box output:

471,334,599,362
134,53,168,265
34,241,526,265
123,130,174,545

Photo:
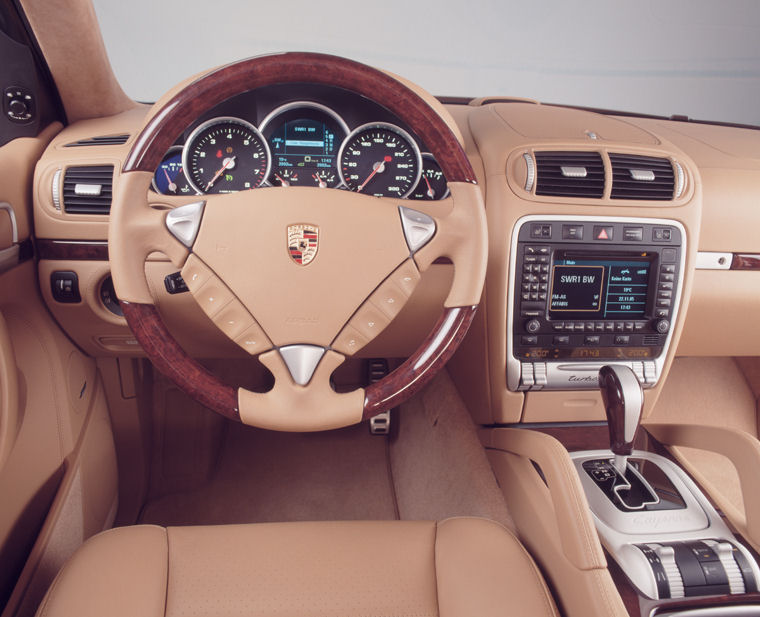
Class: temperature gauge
151,146,195,195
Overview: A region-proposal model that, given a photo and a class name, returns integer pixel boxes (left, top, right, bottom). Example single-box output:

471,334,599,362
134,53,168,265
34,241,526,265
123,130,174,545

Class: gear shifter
599,365,644,475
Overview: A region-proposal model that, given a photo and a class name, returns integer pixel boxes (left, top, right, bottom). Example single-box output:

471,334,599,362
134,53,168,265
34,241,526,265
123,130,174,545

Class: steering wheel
109,52,487,432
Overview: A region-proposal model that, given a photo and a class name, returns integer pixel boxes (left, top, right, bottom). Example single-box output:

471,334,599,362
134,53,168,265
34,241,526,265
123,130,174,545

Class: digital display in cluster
548,254,652,320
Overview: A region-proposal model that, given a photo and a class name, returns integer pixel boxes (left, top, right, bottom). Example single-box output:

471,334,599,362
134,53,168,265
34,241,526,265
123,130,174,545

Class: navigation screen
548,254,652,319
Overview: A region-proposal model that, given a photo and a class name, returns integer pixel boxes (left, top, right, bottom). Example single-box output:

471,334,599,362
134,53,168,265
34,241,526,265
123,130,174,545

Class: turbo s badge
287,224,319,266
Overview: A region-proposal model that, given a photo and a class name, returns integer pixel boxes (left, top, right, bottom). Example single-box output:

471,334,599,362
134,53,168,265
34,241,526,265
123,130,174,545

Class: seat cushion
36,518,558,617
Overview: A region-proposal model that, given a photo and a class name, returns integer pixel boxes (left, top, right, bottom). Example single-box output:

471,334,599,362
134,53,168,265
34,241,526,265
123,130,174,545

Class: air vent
534,152,604,198
62,165,114,214
610,154,674,200
64,134,129,147
643,335,663,346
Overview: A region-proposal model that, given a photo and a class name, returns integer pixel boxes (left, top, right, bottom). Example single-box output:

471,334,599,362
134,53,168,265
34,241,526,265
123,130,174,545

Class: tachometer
182,117,271,194
338,122,422,197
408,153,449,200
260,102,348,188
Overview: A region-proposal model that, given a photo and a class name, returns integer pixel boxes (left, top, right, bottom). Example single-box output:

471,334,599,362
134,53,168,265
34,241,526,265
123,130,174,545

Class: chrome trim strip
0,202,19,243
696,251,732,270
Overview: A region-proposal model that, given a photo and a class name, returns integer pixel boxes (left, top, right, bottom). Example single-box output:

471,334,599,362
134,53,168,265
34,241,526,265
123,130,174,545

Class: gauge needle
206,156,237,190
275,173,290,187
313,173,327,188
163,168,177,193
423,175,435,199
357,155,392,192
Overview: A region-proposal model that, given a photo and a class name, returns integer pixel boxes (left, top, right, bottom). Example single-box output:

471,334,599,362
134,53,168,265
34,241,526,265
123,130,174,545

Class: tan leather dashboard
31,95,760,424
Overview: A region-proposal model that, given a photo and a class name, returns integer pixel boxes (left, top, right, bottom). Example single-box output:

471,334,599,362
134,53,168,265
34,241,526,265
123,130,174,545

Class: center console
507,215,686,392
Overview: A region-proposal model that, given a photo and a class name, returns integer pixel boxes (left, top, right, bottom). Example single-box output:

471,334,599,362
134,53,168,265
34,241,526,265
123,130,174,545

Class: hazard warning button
593,225,614,241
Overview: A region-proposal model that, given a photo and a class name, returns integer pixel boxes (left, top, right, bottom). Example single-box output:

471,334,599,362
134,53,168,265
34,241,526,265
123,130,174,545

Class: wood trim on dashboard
362,306,477,419
36,239,109,261
121,302,240,421
123,52,476,184
732,253,760,270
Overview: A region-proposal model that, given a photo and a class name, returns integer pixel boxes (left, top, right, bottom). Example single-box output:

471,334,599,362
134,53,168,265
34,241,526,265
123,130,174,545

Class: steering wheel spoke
239,349,364,431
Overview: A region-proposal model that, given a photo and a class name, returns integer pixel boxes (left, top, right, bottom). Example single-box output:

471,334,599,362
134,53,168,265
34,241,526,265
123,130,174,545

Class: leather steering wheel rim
110,52,486,430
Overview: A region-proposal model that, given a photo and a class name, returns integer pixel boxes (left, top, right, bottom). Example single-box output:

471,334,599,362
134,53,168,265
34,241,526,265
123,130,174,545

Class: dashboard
148,85,449,201
28,74,760,427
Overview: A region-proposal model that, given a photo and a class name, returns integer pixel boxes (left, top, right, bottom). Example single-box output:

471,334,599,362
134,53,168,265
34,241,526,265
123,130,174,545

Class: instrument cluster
151,98,449,201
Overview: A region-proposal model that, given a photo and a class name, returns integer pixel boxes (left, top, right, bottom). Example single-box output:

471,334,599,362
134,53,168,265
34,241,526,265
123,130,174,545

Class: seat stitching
162,527,169,617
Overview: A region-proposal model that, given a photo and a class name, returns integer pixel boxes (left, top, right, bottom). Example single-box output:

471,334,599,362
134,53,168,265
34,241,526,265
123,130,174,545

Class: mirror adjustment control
51,271,81,303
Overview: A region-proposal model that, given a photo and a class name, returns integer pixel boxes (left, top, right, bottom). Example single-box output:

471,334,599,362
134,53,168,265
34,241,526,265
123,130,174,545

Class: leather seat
36,518,558,617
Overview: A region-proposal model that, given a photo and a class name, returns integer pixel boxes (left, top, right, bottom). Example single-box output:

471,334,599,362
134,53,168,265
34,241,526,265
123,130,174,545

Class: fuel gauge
409,153,449,200
152,146,196,195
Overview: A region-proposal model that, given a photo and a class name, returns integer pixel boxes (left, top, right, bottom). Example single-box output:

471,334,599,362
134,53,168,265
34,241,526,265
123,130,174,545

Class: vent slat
64,134,130,147
610,154,674,200
62,165,114,214
535,151,604,198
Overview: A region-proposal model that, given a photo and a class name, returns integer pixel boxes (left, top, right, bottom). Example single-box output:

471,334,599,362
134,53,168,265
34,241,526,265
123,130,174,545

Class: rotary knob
654,319,670,334
8,99,27,116
525,319,541,334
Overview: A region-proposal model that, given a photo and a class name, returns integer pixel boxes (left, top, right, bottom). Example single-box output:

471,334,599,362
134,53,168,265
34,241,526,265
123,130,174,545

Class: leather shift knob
599,365,644,456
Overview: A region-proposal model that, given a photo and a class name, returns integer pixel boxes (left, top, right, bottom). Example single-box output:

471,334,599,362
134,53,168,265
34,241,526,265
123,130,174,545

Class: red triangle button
597,228,609,240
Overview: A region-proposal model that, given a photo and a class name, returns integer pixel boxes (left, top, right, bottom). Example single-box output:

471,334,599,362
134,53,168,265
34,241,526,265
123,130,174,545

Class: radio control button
521,335,538,345
524,255,538,263
661,264,676,274
615,322,625,332
655,319,670,334
614,335,630,345
522,283,531,292
524,274,538,283
634,322,646,331
661,273,675,283
662,248,677,263
539,283,548,291
538,292,547,301
658,290,672,299
564,323,574,332
539,274,549,283
573,322,585,332
584,335,600,345
659,281,673,290
537,255,549,264
554,335,570,345
525,319,541,334
595,322,605,332
655,308,669,319
539,264,549,274
523,264,533,273
657,298,672,308
521,293,531,301
625,322,634,332
552,322,565,331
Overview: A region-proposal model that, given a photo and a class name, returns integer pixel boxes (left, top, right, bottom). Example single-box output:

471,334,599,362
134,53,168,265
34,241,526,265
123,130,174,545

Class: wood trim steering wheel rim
117,52,482,426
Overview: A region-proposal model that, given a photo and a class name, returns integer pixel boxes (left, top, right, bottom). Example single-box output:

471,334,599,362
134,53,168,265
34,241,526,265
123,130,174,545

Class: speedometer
338,122,422,197
182,117,271,194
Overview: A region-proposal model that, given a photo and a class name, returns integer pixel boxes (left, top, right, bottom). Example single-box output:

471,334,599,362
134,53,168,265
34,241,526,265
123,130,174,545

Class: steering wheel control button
350,304,391,340
279,345,326,386
195,276,234,318
180,255,213,291
392,259,421,295
165,201,205,247
235,323,271,355
213,299,255,339
370,278,408,320
331,324,369,356
399,206,436,253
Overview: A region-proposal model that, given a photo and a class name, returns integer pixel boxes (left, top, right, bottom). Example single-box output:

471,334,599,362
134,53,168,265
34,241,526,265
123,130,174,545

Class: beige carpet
140,420,399,525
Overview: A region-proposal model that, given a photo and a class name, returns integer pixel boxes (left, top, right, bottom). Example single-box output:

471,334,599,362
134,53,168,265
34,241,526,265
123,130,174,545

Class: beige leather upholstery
37,518,558,617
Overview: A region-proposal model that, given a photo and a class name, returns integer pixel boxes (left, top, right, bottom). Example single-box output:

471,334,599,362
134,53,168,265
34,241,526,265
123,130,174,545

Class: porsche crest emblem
287,224,319,266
